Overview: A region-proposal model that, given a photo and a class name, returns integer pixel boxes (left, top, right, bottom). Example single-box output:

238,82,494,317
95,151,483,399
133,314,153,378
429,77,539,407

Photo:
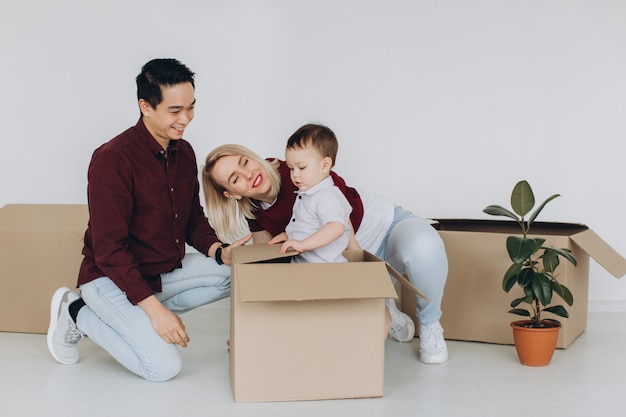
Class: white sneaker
386,298,415,343
47,287,84,365
418,321,448,364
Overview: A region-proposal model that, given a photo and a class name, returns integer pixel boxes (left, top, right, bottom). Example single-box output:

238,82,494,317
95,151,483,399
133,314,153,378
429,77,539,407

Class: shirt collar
135,118,179,157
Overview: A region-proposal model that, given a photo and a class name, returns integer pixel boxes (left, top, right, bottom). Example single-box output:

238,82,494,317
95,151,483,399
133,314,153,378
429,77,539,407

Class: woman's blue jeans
376,206,448,326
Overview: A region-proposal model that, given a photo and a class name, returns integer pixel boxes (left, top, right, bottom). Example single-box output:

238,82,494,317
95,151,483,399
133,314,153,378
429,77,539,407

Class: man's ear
139,99,152,117
223,190,242,201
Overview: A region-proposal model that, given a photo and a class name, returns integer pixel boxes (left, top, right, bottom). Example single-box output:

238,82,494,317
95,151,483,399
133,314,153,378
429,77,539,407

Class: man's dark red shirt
78,119,219,304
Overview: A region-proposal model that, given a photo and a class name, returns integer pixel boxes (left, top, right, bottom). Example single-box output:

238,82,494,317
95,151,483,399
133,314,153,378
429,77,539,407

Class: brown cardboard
401,219,626,349
0,204,88,334
229,245,406,403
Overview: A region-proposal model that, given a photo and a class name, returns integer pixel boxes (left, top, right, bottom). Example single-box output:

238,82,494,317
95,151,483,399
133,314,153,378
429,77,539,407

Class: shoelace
389,315,410,341
420,325,445,348
64,321,84,344
386,301,405,330
390,319,407,333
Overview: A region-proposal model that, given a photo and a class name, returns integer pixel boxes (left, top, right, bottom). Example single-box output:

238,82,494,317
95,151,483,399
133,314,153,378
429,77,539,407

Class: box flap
343,250,430,301
231,243,297,264
570,229,626,279
384,263,430,302
236,262,398,302
232,245,429,301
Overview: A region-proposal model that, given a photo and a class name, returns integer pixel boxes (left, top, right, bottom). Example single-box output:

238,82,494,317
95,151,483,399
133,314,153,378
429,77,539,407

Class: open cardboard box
0,204,88,334
229,243,426,403
401,219,626,348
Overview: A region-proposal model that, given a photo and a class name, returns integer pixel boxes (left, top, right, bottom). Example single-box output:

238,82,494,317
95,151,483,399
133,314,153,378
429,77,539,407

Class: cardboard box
401,219,626,348
0,204,88,334
229,244,425,402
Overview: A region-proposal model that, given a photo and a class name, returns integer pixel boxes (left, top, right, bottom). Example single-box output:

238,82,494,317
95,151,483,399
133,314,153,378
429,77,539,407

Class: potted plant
483,180,577,366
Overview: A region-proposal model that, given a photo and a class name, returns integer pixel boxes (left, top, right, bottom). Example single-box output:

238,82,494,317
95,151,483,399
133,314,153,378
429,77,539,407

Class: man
47,58,250,381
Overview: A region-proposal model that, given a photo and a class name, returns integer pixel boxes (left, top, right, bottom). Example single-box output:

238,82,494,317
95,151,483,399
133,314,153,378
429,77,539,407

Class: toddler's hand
281,239,304,254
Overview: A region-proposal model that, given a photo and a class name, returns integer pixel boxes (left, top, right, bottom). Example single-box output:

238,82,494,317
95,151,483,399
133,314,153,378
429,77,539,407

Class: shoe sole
418,352,449,364
46,287,72,364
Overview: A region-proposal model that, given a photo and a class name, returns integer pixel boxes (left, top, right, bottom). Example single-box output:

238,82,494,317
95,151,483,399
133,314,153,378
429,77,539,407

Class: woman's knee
392,219,446,258
386,219,447,284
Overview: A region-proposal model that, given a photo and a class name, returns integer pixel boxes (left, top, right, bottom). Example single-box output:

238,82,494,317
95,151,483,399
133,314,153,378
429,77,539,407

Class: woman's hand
267,232,288,245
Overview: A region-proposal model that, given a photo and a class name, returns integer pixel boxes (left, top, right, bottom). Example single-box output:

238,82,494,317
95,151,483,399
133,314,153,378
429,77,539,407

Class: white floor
2,302,625,417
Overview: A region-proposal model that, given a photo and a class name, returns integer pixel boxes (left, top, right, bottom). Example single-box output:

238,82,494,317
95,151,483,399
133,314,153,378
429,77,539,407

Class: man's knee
141,349,183,382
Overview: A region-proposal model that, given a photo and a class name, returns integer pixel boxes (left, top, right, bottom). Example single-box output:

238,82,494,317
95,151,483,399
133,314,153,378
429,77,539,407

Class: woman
202,125,449,364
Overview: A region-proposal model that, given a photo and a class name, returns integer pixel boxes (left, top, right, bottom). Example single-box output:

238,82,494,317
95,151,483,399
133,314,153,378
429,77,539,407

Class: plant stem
534,298,541,323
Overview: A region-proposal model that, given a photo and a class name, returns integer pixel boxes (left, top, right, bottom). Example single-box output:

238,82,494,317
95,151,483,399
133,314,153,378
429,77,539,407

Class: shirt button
298,195,302,199
175,239,180,244
292,218,295,222
174,213,179,219
170,187,174,192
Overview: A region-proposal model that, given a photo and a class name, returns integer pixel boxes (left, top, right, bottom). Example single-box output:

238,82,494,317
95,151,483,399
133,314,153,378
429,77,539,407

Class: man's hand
138,295,190,347
219,233,252,266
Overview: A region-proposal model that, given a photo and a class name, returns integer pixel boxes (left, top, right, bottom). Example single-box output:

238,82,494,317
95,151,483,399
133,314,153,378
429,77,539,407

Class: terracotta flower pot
510,320,561,366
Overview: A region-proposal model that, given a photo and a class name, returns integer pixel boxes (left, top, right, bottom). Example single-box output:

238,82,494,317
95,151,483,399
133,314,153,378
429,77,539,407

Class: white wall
2,0,625,308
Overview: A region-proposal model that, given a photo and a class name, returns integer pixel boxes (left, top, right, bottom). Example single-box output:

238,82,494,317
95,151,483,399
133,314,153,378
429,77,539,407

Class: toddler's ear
322,156,333,173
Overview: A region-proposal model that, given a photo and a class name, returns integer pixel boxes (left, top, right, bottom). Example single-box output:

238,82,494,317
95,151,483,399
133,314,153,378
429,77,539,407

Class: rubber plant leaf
542,246,577,267
511,180,535,217
543,305,569,318
483,205,519,221
527,194,561,226
506,236,543,264
551,280,574,306
508,308,531,317
533,273,553,306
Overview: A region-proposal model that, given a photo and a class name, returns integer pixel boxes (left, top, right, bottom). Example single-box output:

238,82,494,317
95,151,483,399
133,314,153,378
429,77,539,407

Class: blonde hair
202,144,281,243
